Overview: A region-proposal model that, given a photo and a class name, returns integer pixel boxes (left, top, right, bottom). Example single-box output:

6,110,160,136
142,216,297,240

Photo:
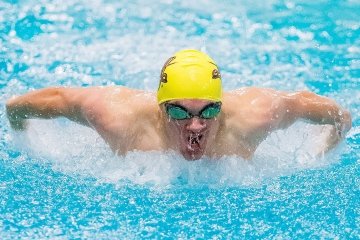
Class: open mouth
187,134,204,150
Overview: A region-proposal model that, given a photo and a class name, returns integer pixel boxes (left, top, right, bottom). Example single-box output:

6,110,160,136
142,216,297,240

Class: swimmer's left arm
286,91,352,137
266,91,352,152
260,90,351,153
235,88,351,154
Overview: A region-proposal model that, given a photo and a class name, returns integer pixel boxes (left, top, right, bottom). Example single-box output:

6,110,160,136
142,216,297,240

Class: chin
180,147,205,161
178,134,209,160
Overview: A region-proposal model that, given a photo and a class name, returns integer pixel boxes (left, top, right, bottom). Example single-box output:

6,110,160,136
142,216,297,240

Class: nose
186,117,206,132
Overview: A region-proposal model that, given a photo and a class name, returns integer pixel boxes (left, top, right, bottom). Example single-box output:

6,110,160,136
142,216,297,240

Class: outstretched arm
288,91,352,137
277,90,352,152
6,87,99,130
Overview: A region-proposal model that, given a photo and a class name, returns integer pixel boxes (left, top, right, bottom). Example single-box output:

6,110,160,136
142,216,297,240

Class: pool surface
0,0,359,238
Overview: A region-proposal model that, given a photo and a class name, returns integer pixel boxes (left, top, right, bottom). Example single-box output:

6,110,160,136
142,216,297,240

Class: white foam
10,119,344,187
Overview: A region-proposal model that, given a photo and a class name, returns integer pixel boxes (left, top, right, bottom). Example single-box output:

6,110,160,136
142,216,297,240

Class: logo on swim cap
160,56,176,84
157,49,222,104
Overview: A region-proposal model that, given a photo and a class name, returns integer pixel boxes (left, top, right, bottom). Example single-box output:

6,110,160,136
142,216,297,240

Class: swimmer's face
162,99,221,160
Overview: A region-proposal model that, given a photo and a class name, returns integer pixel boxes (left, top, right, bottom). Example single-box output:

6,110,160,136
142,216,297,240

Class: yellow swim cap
157,49,222,104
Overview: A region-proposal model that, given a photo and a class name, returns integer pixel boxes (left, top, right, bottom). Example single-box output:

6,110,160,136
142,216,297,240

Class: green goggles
165,102,221,120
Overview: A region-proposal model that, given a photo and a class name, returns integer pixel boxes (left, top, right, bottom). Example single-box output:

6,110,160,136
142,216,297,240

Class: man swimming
6,49,352,160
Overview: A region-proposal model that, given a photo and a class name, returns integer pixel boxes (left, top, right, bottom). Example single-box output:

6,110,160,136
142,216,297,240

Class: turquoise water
1,0,359,238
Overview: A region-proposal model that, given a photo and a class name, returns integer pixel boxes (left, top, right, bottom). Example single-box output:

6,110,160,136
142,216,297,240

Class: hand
6,96,28,131
318,109,351,156
8,117,28,131
334,109,352,139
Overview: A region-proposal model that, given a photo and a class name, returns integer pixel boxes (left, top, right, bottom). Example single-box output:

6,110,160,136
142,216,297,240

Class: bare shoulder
221,87,290,135
223,87,288,115
63,86,152,113
84,87,160,152
100,86,157,116
63,86,143,104
84,86,158,132
224,87,286,102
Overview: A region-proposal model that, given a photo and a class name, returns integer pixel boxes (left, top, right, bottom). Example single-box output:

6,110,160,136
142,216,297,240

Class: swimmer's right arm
6,87,97,130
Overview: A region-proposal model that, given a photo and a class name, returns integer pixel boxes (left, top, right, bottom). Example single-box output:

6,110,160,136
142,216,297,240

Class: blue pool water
0,0,359,238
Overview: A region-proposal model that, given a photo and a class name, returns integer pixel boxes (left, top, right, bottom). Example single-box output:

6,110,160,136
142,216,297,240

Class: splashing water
8,119,345,187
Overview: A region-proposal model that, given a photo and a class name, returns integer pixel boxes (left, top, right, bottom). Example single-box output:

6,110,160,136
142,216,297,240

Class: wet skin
161,99,221,160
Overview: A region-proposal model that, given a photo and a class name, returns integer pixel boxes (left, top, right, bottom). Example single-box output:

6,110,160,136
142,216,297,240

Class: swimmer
6,49,352,160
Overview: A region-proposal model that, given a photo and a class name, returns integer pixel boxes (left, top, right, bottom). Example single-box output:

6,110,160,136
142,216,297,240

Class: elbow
287,91,315,118
39,87,67,112
43,87,65,99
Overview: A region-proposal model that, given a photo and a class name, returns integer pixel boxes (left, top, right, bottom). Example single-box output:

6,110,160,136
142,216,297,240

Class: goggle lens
166,103,221,120
167,106,190,120
201,105,221,119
